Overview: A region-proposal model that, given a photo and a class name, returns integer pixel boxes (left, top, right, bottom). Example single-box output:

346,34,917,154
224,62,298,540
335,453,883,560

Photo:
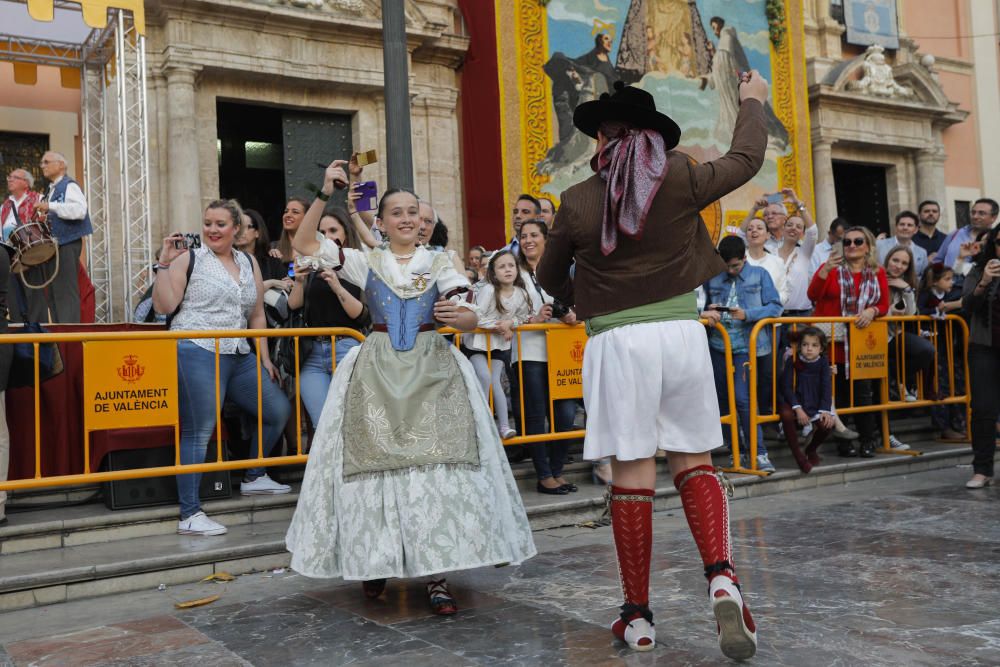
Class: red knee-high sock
673,465,737,584
610,485,654,611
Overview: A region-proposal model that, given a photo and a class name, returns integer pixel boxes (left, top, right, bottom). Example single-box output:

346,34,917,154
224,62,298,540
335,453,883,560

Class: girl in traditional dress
285,161,535,615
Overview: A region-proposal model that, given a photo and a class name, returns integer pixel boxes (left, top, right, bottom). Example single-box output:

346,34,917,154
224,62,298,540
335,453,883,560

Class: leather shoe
537,482,569,495
837,441,857,458
560,482,579,492
858,440,876,458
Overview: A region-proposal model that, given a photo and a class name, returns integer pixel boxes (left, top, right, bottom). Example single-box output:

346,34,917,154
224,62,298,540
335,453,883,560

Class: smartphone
172,237,186,250
829,241,844,262
355,181,378,212
712,306,732,313
287,262,295,279
355,149,378,167
765,193,784,205
314,161,348,189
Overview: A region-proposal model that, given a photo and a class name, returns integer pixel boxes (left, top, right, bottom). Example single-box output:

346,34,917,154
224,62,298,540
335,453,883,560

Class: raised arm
292,160,349,258
152,235,191,316
690,72,769,208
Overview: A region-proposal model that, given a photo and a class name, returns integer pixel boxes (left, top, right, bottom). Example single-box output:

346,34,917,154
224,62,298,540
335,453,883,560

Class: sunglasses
844,237,867,247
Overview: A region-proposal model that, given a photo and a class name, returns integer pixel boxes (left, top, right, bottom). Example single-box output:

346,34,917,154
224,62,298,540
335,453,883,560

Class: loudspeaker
103,444,232,510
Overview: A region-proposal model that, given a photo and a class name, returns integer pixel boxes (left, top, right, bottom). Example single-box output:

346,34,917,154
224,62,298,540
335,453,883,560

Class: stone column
915,147,947,224
812,139,838,232
165,65,203,233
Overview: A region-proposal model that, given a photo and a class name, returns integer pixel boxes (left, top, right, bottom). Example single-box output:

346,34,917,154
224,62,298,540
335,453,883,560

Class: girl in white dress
285,162,535,615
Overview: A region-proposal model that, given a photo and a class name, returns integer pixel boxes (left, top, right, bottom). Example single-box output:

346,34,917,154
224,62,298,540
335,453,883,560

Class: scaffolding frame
0,5,151,321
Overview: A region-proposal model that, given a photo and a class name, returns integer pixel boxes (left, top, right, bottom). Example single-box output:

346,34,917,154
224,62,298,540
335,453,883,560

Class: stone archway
809,42,968,232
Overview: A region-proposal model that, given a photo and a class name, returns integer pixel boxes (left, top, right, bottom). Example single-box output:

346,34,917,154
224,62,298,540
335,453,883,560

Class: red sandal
426,579,458,616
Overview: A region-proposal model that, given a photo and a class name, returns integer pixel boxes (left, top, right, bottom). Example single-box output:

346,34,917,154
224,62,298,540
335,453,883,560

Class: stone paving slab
1,465,998,665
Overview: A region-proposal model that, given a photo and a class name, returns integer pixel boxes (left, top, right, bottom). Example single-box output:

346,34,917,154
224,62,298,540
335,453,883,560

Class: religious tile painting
496,0,812,238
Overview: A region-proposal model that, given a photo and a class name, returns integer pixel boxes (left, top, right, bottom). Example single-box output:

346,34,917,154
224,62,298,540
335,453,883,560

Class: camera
551,300,570,319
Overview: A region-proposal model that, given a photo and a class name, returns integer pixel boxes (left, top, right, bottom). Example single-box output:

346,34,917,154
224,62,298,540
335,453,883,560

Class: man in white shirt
876,210,929,278
811,217,848,275
33,151,93,322
740,198,788,252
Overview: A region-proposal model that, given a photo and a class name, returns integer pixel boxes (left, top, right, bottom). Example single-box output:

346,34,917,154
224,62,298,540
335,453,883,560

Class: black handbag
8,279,64,388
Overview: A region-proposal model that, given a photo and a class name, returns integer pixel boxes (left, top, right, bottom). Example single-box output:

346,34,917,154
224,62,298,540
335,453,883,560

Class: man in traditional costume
536,73,769,659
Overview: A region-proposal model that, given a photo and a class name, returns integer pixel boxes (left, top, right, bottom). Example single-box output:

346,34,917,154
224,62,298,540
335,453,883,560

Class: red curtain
457,0,507,250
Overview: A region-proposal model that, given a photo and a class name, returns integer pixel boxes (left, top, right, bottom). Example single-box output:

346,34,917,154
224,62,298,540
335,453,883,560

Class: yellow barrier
6,315,966,491
446,321,743,455
1,321,744,492
0,327,364,492
735,314,971,476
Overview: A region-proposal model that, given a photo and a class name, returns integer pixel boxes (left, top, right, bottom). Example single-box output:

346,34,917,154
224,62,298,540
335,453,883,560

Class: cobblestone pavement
1,466,997,666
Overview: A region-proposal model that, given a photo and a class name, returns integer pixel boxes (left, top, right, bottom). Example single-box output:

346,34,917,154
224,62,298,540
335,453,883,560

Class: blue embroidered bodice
365,270,439,351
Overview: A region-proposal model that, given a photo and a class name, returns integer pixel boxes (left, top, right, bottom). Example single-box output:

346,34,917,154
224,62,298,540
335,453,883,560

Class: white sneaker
500,427,517,440
756,454,776,473
904,388,918,402
710,576,758,661
177,511,227,536
240,474,291,496
888,435,910,451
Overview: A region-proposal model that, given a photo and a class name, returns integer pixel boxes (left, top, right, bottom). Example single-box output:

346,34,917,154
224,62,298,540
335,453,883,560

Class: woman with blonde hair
807,226,889,458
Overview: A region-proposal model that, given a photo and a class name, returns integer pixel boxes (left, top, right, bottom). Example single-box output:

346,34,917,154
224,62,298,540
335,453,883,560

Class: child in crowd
468,250,534,439
777,326,834,473
917,263,968,440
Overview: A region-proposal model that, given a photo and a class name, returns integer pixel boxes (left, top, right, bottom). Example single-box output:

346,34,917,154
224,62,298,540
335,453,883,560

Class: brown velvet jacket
537,99,767,320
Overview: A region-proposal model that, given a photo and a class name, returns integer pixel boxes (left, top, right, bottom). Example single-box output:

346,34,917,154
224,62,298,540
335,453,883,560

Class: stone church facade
144,0,469,247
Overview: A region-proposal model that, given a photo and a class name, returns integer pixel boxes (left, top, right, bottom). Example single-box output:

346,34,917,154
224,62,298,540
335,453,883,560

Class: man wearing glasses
33,151,93,323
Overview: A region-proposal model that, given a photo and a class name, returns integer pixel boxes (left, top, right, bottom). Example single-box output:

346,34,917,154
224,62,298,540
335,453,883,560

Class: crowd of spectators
1,147,998,528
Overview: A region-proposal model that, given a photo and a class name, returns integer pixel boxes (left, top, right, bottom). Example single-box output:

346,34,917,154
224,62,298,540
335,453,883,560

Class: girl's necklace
391,251,415,261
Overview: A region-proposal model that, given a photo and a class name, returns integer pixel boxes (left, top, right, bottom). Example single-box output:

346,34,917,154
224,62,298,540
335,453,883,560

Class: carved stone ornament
254,0,363,11
847,44,913,99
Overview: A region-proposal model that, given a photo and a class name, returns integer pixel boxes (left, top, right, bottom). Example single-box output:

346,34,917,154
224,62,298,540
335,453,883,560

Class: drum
9,222,57,274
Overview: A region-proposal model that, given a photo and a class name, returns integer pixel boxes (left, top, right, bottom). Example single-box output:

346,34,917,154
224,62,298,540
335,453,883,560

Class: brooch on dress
411,273,430,291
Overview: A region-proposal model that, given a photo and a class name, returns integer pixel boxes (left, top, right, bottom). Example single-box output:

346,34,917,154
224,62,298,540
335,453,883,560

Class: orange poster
849,321,889,380
83,339,178,431
545,327,588,400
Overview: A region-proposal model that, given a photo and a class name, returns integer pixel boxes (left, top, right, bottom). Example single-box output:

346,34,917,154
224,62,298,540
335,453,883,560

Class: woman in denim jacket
701,235,784,472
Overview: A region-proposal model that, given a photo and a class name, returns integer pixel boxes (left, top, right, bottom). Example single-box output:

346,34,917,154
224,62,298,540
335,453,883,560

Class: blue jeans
710,348,767,457
176,341,291,519
509,360,577,481
300,336,361,428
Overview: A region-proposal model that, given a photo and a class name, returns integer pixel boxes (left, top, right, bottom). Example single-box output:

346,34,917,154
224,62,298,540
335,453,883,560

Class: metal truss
114,9,151,318
82,59,112,321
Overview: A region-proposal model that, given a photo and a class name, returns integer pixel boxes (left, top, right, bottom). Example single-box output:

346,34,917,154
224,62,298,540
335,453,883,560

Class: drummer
1,169,45,322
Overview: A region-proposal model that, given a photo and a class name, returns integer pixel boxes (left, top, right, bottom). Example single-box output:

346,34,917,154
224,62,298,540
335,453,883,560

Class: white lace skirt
285,335,536,580
582,319,722,460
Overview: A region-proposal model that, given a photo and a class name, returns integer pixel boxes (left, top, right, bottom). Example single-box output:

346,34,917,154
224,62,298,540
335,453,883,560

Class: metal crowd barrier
732,314,972,476
0,327,363,492
446,321,742,452
1,321,744,492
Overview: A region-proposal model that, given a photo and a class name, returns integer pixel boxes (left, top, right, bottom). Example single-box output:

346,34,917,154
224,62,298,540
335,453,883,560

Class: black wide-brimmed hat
573,81,681,149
